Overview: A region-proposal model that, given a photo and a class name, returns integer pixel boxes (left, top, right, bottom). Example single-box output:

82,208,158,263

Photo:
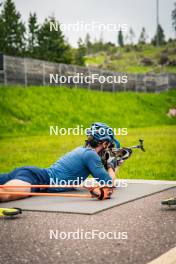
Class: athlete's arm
83,150,114,185
107,158,124,184
107,167,116,184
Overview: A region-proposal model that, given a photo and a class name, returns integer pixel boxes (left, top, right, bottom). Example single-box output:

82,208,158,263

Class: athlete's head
85,122,120,150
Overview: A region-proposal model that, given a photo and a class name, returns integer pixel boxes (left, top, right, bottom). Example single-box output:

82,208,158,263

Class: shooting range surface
0,180,175,214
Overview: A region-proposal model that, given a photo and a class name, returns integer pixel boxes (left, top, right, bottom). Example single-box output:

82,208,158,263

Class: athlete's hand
117,159,124,166
107,156,117,171
89,187,114,200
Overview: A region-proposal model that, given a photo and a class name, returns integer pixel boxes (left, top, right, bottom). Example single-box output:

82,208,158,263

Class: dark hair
85,136,100,148
85,136,111,148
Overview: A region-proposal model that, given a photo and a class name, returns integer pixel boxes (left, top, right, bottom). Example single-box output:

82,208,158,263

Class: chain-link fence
0,54,175,92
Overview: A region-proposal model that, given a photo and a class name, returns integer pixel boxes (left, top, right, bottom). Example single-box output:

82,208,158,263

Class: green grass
85,43,176,73
86,53,105,65
0,86,176,136
0,126,175,180
0,85,176,180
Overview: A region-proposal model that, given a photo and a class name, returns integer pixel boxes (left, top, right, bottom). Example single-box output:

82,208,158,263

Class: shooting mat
0,180,175,215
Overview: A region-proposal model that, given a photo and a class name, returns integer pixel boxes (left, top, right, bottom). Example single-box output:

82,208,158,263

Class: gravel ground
0,187,176,264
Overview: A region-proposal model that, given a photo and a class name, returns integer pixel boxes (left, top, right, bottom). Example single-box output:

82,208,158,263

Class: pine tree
28,12,39,55
138,27,148,44
152,24,165,46
129,27,135,45
0,0,25,55
37,16,72,63
75,38,86,66
118,29,124,47
84,33,91,54
172,2,176,38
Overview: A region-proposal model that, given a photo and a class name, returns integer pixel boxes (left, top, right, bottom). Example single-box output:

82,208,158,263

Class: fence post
135,74,137,93
112,72,115,92
3,55,7,86
100,69,103,91
100,74,103,91
166,73,169,91
24,58,27,87
74,65,77,88
124,72,126,92
59,63,61,87
42,61,45,86
88,67,91,90
0,54,5,85
144,75,147,93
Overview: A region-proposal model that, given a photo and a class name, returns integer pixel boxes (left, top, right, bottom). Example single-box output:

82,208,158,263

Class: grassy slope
85,43,176,73
0,86,176,136
0,86,176,180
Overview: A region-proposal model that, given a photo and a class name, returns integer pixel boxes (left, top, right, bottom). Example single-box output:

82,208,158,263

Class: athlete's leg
0,179,31,202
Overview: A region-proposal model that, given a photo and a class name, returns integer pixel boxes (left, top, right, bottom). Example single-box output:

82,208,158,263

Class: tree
172,2,176,38
152,24,165,46
28,12,39,55
129,27,135,45
0,0,25,55
84,33,91,54
37,16,72,63
74,38,86,66
138,27,148,44
117,29,124,47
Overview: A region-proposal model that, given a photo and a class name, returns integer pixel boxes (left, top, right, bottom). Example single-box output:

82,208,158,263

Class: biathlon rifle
101,139,145,168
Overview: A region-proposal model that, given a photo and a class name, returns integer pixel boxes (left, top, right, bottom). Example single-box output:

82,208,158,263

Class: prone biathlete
0,122,123,202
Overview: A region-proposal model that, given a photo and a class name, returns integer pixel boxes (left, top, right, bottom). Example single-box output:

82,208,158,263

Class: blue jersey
0,146,113,193
45,146,112,188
